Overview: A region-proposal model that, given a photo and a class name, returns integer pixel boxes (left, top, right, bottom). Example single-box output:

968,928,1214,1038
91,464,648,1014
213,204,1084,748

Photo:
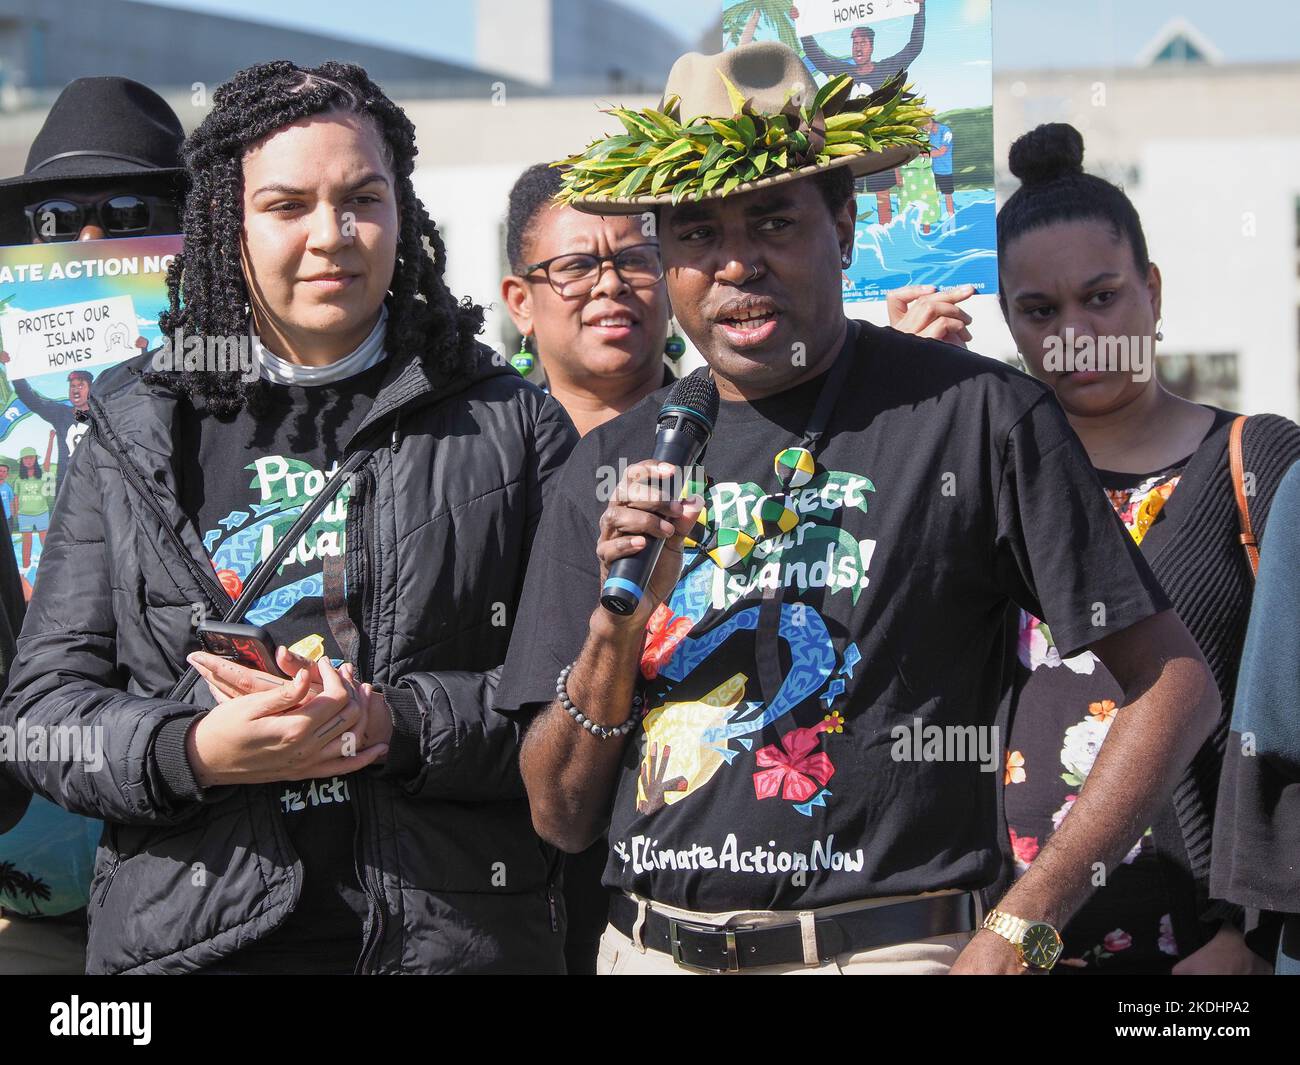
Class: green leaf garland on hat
553,70,932,208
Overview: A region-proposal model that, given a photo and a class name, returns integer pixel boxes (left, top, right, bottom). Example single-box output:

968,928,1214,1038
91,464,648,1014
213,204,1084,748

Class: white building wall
1138,137,1300,421
411,162,528,361
476,0,555,87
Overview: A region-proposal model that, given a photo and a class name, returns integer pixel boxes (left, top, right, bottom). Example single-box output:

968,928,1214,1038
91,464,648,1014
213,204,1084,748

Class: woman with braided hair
145,60,484,415
0,60,576,973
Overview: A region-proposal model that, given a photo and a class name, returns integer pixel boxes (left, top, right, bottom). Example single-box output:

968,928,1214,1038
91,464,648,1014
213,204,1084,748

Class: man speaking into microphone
496,42,1219,974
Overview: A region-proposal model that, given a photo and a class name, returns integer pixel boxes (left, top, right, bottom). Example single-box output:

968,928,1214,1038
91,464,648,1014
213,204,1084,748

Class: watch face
1021,923,1063,969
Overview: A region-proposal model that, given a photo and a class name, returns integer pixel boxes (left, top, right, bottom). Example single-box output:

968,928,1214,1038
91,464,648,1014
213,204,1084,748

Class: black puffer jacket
0,344,576,973
0,506,28,834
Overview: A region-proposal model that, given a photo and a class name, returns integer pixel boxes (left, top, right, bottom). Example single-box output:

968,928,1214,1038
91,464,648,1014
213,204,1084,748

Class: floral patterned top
1004,462,1187,973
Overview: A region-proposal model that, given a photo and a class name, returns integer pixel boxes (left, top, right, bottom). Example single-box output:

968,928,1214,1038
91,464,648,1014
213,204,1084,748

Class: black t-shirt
497,322,1170,912
178,359,389,973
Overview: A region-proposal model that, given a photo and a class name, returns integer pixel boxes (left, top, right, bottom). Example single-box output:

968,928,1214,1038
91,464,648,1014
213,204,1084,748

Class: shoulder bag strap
1229,414,1259,579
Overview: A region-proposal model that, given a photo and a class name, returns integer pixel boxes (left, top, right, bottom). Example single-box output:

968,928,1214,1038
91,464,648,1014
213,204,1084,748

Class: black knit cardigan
1136,408,1300,953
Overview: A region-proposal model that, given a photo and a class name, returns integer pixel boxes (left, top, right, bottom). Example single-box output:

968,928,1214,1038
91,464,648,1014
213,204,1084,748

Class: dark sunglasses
24,193,173,242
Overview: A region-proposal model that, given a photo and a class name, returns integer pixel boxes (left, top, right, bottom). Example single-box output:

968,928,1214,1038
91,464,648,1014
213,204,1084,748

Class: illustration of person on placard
928,116,956,222
794,0,928,225
0,461,13,524
14,437,53,570
898,150,942,234
0,347,140,498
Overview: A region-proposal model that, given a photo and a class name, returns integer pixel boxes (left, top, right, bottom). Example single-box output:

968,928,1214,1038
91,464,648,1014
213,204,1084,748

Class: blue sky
143,0,1300,69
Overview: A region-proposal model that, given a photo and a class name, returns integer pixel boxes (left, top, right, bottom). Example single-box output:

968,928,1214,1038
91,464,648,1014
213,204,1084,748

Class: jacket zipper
96,826,122,908
346,467,373,674
358,778,388,974
351,775,387,974
364,471,383,679
345,464,389,972
96,860,119,906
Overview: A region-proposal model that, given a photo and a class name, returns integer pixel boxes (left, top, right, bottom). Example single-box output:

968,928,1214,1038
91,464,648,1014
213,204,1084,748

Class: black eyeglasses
521,242,664,297
24,194,172,242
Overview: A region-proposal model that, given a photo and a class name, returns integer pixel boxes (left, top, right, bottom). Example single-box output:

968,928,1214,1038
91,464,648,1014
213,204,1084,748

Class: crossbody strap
1228,415,1259,580
167,447,374,700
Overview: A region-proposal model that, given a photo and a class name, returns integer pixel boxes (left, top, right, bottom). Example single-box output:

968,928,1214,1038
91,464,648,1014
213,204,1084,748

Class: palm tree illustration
723,0,801,51
13,868,52,915
0,860,22,905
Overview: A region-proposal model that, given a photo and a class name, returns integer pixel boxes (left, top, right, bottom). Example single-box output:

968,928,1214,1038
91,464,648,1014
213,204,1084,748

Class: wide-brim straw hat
562,41,925,215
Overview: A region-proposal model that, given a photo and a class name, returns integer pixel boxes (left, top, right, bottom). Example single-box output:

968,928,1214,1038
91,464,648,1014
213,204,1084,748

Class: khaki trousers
596,890,977,975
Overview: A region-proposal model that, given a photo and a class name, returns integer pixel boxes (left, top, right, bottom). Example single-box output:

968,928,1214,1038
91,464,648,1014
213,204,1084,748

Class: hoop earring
511,334,535,376
664,318,686,361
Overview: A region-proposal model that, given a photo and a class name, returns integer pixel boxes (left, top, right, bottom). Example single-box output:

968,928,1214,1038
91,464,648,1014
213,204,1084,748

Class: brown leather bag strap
1229,415,1259,579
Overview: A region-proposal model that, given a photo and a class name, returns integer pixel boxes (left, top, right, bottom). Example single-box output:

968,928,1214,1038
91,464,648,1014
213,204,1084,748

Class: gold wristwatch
982,910,1063,970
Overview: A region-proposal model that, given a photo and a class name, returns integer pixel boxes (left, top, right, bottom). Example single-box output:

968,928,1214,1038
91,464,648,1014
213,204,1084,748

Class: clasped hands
184,646,392,788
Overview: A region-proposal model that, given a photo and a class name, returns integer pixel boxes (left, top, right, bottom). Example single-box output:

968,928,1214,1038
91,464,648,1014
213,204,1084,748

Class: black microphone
600,371,720,616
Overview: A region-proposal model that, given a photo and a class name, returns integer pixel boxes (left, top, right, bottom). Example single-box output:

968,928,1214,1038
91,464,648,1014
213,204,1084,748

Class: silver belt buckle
667,917,740,973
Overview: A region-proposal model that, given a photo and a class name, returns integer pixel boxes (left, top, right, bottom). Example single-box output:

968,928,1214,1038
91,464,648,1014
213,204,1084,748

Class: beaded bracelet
556,663,643,739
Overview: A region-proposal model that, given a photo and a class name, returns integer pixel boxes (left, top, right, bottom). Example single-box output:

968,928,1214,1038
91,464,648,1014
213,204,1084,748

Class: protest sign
0,234,181,595
3,295,140,381
795,0,920,37
722,0,996,303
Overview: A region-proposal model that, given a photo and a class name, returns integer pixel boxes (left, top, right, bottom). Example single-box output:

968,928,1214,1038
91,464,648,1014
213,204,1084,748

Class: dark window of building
1158,352,1239,409
1153,35,1209,65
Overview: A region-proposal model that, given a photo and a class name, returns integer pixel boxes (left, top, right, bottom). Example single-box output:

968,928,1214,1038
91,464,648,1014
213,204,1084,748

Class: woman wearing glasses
502,163,680,439
500,163,679,973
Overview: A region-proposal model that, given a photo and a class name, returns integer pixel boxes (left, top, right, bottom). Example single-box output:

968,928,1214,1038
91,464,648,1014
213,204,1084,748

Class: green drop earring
664,319,686,361
511,333,535,376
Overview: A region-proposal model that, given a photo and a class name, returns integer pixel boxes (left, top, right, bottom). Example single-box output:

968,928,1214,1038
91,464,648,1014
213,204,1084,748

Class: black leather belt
609,891,977,972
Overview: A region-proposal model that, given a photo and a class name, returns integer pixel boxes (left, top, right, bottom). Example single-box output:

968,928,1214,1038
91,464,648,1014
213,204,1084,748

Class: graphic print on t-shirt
629,461,877,827
200,454,351,631
497,325,1176,911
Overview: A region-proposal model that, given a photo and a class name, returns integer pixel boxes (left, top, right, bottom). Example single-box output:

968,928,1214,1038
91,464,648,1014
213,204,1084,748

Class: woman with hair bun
992,122,1300,973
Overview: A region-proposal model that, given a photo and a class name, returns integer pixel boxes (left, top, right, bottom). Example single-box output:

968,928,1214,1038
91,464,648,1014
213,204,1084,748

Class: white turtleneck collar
254,305,389,386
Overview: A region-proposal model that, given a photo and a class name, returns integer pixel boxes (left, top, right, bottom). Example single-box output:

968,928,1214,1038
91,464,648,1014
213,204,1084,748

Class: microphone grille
663,370,720,430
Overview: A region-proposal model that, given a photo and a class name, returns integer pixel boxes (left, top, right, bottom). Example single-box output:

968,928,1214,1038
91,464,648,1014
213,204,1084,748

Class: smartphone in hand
195,622,287,678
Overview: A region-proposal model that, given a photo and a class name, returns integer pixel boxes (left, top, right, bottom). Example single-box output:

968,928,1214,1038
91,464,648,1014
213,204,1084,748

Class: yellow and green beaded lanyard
685,322,859,569
679,324,859,707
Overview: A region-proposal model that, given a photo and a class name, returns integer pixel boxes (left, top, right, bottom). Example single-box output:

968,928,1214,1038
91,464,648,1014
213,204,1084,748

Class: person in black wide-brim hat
0,75,185,246
0,76,186,978
0,77,186,500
